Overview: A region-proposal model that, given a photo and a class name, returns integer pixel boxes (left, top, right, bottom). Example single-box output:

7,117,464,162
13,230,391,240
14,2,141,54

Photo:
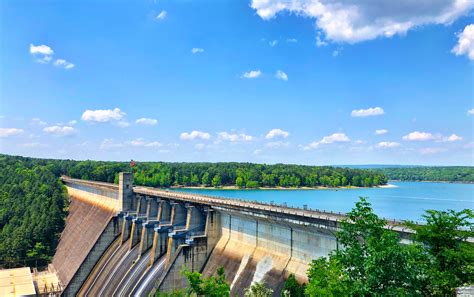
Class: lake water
173,182,473,222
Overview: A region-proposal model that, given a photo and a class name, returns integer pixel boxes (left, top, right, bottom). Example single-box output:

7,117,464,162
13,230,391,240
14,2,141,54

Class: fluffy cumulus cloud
444,134,463,142
265,128,290,139
156,10,167,20
180,130,211,140
403,131,437,141
242,70,262,79
375,129,388,135
53,59,74,69
30,44,53,56
303,132,350,150
81,108,125,122
351,107,385,117
136,118,158,125
468,108,474,115
250,0,473,44
0,128,24,137
376,141,400,148
452,24,474,60
191,48,204,54
30,44,74,68
218,132,253,142
275,70,288,81
43,125,76,136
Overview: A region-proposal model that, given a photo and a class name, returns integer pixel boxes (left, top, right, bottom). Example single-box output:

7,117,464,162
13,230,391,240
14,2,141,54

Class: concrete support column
159,201,172,222
120,214,135,243
118,172,133,212
171,202,186,226
149,227,170,266
136,195,148,215
139,221,158,255
129,217,145,250
147,198,159,219
185,205,205,230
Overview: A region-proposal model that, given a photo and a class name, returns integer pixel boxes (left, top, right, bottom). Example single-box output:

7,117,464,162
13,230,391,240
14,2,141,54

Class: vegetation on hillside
156,198,473,296
0,155,68,268
376,166,474,182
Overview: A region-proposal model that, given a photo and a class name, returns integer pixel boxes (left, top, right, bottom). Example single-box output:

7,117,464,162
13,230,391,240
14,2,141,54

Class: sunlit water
173,182,473,222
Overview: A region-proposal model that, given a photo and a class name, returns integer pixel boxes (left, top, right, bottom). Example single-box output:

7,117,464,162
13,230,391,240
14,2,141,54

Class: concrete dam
51,173,413,296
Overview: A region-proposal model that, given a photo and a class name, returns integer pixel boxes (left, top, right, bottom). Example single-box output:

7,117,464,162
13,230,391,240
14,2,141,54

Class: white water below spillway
173,181,474,222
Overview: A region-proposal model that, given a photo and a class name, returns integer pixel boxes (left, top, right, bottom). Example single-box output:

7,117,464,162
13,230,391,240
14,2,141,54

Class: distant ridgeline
375,167,474,183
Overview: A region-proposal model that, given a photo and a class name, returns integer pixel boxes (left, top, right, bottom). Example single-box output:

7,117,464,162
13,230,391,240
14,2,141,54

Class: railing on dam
61,176,119,200
132,186,414,234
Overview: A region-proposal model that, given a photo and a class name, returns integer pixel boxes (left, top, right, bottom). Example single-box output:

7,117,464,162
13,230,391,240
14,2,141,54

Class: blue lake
173,182,473,222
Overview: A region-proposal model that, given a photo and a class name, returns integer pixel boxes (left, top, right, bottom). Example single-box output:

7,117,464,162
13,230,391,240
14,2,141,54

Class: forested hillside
377,167,474,182
0,155,68,268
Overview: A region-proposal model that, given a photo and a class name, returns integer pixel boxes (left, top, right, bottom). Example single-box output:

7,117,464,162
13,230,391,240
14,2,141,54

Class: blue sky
0,0,473,165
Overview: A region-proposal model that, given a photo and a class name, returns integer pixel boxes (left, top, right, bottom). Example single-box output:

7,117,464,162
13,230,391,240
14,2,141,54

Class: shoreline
170,183,398,191
388,179,474,184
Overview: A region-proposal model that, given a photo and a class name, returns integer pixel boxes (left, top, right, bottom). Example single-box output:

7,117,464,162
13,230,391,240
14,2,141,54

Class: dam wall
201,211,337,295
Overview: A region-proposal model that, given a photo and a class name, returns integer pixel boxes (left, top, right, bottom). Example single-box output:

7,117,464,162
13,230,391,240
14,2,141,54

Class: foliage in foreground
306,198,474,296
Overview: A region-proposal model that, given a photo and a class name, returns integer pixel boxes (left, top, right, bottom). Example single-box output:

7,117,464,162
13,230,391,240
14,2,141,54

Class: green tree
236,176,245,188
244,282,273,297
282,273,305,297
305,258,348,297
212,174,222,187
410,209,474,295
201,172,210,186
182,266,230,297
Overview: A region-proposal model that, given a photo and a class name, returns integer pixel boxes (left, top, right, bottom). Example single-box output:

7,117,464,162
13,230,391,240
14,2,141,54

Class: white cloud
266,141,290,148
195,143,207,150
250,0,473,44
269,40,278,47
376,141,400,148
241,70,262,79
218,132,253,142
81,108,125,122
468,109,474,115
265,128,290,139
30,44,53,56
136,118,158,125
303,132,350,150
100,138,124,150
180,130,211,140
53,59,75,69
275,70,288,81
452,24,474,60
31,118,47,126
403,131,436,141
420,147,447,155
0,128,24,137
43,125,76,136
351,107,385,117
128,138,162,147
116,121,130,128
156,10,167,20
68,120,77,125
375,129,388,135
286,38,298,43
444,134,463,142
191,48,204,54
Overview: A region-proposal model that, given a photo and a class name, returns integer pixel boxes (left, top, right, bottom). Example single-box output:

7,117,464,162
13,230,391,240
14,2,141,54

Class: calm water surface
173,182,473,222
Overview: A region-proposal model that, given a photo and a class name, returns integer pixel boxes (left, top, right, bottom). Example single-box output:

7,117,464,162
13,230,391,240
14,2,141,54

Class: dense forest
376,166,474,183
0,155,68,268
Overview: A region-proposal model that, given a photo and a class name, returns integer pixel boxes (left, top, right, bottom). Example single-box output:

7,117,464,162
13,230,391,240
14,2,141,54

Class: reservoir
174,181,473,222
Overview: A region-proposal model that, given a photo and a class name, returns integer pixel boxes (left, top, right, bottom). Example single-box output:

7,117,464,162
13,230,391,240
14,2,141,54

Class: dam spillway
51,173,413,296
